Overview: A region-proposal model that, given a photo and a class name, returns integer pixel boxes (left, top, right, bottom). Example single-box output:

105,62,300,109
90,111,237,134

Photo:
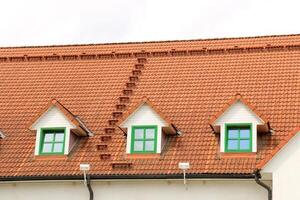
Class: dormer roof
29,99,93,136
118,97,177,135
210,94,270,133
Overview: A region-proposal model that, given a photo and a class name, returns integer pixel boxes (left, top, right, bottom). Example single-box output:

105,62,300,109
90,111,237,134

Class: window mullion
237,129,240,151
143,128,146,152
51,133,55,153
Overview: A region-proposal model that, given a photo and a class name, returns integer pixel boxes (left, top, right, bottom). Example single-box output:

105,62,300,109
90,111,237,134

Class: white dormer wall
31,106,76,155
121,103,168,154
214,100,264,152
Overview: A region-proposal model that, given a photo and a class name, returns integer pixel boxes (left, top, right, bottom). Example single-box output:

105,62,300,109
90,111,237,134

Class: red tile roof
0,34,299,178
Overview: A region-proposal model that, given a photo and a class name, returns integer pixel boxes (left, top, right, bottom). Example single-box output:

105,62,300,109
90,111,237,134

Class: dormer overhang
0,130,5,139
28,99,93,136
209,94,270,134
118,97,177,135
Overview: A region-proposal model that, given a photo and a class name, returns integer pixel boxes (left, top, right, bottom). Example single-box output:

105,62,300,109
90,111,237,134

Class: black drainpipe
86,174,94,200
254,170,272,200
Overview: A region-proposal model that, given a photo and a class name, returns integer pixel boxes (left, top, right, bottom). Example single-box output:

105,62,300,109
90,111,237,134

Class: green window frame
39,127,66,155
225,123,252,152
131,125,157,154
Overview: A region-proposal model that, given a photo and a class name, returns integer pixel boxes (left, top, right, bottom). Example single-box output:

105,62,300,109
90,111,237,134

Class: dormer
118,98,177,155
29,99,93,156
210,95,270,153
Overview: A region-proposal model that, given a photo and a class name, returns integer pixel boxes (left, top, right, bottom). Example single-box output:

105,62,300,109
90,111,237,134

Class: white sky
0,0,299,46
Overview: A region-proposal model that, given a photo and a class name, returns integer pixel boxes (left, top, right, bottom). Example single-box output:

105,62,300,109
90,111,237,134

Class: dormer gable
210,94,269,153
119,98,177,154
31,105,76,131
213,100,264,126
120,103,167,128
29,99,93,156
29,99,92,136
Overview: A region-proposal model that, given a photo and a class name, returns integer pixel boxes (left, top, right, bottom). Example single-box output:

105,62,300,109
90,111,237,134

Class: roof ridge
1,43,300,63
0,33,300,49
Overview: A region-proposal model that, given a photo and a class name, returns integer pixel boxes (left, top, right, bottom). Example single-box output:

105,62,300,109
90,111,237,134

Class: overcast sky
0,0,299,46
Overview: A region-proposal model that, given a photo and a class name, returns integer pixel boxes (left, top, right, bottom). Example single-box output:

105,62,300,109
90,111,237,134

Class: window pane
240,140,250,150
145,141,155,151
42,143,52,153
228,129,238,139
134,129,144,139
134,141,143,151
53,143,64,152
145,129,155,139
227,140,238,150
44,133,54,142
55,133,64,142
240,129,250,139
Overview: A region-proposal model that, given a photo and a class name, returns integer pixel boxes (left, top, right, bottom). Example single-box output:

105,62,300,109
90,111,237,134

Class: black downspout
86,174,94,200
254,171,272,200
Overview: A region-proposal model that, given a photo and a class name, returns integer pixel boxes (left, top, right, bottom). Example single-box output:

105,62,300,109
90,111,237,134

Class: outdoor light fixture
80,163,90,186
79,163,94,200
178,162,190,188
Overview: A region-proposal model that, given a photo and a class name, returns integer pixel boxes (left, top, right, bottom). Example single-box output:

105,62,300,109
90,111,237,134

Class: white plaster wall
0,179,269,200
262,131,300,200
32,106,75,155
214,101,264,152
121,104,167,154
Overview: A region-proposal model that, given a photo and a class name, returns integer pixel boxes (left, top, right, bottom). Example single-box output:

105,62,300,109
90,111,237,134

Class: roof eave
0,173,256,182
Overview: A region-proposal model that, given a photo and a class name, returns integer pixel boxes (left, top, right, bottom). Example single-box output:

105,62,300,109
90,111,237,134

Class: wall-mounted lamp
79,163,94,200
80,163,90,186
178,162,190,189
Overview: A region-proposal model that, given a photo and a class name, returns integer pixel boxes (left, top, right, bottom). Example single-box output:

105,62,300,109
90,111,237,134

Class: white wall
214,101,264,152
0,179,269,200
262,131,300,200
121,103,168,154
31,106,75,155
